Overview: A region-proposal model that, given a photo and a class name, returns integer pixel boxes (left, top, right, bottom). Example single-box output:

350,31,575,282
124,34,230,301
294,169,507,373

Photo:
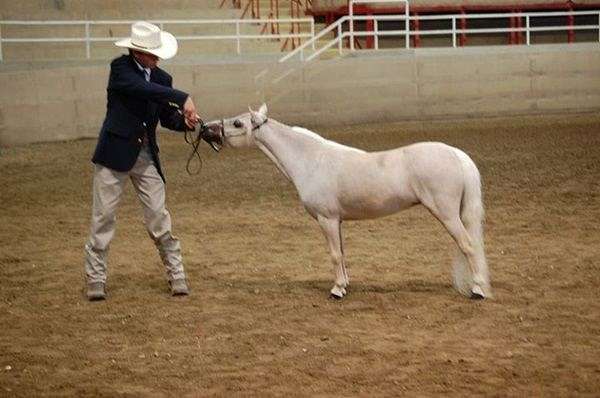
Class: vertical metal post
460,12,467,46
85,22,91,59
294,0,299,48
311,19,315,51
526,15,530,45
275,0,280,34
405,0,410,49
270,0,274,34
338,23,343,54
567,8,574,43
509,15,515,45
236,21,241,54
374,19,379,50
0,24,3,63
518,12,524,44
412,13,420,48
516,13,522,44
350,1,354,51
366,14,374,49
452,17,456,47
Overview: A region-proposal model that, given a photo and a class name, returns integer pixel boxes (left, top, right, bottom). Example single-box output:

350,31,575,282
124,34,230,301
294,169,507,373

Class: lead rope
184,119,205,175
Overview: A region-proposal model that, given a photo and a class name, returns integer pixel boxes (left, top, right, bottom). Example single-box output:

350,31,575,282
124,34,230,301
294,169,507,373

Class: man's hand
183,96,199,130
183,96,197,121
184,114,200,130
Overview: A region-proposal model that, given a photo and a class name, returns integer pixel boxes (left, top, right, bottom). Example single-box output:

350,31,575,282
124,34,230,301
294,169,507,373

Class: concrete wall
1,43,599,146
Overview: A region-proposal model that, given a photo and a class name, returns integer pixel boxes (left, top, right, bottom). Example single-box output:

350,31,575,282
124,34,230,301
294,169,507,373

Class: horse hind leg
317,215,348,299
423,199,490,299
443,217,489,299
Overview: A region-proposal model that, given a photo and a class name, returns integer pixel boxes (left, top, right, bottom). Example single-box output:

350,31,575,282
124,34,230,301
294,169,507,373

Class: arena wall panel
1,43,599,146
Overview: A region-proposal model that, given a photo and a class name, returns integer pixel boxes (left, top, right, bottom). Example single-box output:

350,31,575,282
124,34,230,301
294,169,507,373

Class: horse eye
233,120,243,128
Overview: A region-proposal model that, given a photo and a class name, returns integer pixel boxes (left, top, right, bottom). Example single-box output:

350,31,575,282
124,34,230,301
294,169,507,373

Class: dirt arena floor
1,113,599,396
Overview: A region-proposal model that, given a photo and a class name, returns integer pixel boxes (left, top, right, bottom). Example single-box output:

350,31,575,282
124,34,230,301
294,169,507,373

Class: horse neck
254,120,322,182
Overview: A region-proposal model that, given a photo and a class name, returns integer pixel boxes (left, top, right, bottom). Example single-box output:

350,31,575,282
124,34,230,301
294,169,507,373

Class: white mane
291,126,366,154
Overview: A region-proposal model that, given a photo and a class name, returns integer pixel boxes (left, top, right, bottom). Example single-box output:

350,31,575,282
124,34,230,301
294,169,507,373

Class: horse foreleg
317,215,348,299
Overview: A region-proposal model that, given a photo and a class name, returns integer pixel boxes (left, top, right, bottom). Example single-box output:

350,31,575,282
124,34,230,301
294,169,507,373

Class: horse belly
337,175,418,220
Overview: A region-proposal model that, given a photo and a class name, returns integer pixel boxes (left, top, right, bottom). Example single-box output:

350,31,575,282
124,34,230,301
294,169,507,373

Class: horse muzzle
199,121,224,152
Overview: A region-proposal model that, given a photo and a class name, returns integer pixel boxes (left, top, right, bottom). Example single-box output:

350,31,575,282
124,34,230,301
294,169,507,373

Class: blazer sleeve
158,75,191,132
108,58,189,108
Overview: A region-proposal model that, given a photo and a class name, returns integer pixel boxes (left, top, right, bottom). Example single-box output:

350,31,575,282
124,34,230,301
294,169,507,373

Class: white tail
452,151,492,298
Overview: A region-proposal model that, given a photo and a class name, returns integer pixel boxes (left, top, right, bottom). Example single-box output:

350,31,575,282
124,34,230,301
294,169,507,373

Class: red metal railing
220,0,261,18
281,0,302,50
221,0,314,50
311,1,600,48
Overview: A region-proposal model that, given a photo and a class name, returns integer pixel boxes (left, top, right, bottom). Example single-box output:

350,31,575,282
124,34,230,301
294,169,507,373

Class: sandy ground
0,113,599,396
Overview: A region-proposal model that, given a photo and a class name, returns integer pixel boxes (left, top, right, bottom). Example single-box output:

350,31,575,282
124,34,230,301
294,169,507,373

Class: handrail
0,17,315,61
279,15,350,62
279,9,600,63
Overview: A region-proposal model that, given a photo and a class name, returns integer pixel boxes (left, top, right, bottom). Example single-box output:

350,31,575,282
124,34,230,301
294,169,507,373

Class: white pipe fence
350,0,409,50
0,18,315,62
280,9,600,63
1,10,599,64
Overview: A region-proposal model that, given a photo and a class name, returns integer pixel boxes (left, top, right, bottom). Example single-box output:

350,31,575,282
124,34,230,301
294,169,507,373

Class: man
84,21,198,301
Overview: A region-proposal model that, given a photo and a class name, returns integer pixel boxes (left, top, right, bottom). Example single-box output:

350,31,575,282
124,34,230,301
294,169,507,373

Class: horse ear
258,103,268,117
249,105,261,124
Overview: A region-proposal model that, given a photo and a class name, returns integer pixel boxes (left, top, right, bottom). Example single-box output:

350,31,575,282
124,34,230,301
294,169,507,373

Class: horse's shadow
233,278,454,297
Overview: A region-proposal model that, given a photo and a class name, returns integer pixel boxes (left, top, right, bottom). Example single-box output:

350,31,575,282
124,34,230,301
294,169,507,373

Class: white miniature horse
207,104,492,300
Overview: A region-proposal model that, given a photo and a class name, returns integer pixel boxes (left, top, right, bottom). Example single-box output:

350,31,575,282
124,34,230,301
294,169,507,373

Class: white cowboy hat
115,21,178,60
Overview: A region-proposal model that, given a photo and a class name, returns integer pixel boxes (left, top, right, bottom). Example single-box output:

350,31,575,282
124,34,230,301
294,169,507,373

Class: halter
184,118,224,175
252,118,269,131
184,117,268,175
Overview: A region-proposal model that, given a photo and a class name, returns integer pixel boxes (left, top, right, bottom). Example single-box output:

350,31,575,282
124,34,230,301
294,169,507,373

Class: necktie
142,69,151,147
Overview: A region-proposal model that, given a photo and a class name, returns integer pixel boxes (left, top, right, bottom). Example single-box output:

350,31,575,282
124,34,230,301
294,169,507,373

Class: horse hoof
470,285,485,300
329,293,343,300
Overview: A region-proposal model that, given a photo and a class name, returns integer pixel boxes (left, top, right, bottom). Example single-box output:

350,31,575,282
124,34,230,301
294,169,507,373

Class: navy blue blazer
92,54,190,182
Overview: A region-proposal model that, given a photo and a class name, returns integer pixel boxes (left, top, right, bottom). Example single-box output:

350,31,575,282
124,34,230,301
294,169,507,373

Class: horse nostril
233,120,243,128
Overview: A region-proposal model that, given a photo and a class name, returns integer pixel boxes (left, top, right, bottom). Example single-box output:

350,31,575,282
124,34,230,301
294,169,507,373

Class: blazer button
138,138,142,144
142,122,147,127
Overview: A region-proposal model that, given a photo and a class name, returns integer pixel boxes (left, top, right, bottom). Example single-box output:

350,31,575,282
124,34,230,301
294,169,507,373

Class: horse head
204,103,269,149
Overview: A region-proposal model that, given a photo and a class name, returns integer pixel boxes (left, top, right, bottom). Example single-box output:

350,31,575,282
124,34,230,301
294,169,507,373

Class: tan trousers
84,148,185,283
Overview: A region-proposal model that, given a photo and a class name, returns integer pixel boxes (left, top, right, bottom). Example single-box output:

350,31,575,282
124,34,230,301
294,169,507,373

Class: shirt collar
133,57,151,78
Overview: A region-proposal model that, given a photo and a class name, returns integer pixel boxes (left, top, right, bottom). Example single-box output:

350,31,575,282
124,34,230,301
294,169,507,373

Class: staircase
236,0,330,52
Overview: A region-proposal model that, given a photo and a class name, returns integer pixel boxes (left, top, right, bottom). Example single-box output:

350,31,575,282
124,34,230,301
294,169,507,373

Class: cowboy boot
84,243,109,301
87,282,106,301
155,233,189,296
